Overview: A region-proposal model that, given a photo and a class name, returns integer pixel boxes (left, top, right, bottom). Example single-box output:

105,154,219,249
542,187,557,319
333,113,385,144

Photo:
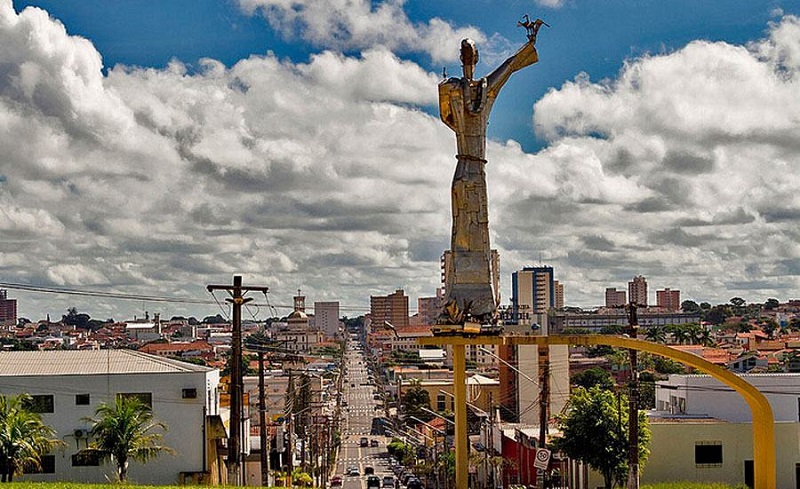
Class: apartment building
370,289,409,329
628,275,648,306
656,288,681,312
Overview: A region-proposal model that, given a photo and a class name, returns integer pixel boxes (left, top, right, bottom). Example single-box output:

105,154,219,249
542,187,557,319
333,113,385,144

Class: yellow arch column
420,335,776,489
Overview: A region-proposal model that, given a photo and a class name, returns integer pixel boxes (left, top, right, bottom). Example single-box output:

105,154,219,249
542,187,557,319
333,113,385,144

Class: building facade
646,373,800,488
628,275,648,306
0,350,222,485
553,281,564,309
313,301,340,339
604,287,627,308
656,288,681,312
511,266,554,321
370,289,409,328
0,289,17,326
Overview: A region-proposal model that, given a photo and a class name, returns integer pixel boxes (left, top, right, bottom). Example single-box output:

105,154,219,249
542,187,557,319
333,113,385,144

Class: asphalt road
332,337,396,489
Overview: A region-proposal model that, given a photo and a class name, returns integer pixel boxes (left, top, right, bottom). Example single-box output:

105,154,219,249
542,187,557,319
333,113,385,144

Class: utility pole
538,343,550,487
626,302,640,489
488,393,495,489
258,348,270,486
207,276,269,486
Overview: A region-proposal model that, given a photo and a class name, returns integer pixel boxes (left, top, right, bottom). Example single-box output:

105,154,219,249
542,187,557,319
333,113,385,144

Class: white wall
656,373,800,422
0,369,219,485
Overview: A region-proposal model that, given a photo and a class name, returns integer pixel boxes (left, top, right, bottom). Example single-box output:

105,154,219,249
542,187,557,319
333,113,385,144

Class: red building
0,290,17,326
656,288,681,311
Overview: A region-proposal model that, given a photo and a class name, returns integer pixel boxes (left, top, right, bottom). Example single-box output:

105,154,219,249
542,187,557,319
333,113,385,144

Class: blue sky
16,0,792,152
2,0,800,320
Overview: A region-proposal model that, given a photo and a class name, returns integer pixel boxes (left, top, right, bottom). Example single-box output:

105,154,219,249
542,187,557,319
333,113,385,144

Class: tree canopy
570,367,614,391
0,394,63,482
401,385,433,423
552,386,650,489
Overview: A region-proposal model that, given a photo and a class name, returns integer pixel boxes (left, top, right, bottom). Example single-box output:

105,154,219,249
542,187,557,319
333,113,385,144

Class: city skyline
1,0,799,320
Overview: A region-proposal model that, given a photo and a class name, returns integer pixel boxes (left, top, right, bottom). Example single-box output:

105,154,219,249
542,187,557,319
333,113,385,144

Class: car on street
364,466,374,475
370,439,379,447
367,475,381,488
346,466,359,477
360,437,369,447
382,475,395,487
406,477,423,489
330,475,343,487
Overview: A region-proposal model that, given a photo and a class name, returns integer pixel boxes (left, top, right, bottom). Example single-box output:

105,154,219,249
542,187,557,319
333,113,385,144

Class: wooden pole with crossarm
207,276,269,486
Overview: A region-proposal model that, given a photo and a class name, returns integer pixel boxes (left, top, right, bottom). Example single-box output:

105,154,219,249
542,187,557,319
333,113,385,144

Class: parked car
346,466,360,477
330,475,343,487
382,475,395,487
360,437,369,447
364,466,375,475
406,477,423,489
367,475,381,488
370,439,379,447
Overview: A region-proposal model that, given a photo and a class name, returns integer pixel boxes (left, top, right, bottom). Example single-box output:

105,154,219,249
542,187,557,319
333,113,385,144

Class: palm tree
83,396,174,482
644,326,666,343
0,393,63,482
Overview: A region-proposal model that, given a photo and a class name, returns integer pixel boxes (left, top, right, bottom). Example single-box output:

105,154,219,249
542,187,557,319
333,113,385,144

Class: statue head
460,38,478,80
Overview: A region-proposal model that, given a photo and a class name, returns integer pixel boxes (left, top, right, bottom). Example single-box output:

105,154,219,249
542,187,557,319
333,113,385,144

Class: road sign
534,448,551,470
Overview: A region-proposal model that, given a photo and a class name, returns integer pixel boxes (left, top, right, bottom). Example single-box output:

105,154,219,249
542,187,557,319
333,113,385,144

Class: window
117,392,152,409
75,394,90,405
437,394,446,412
695,441,723,466
25,395,54,413
24,454,55,473
72,450,101,466
182,388,198,399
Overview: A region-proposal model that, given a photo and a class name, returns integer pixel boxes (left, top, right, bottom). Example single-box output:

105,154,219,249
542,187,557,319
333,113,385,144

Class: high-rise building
605,287,627,308
417,289,444,326
511,266,554,321
504,266,569,425
656,288,681,312
313,301,340,338
553,281,564,309
0,290,16,326
628,275,648,306
370,289,409,328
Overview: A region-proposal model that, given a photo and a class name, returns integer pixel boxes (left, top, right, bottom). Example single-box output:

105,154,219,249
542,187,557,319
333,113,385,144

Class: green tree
764,298,780,310
643,325,666,343
0,394,63,482
402,386,433,423
571,367,613,390
552,387,650,489
83,396,174,481
62,307,91,330
704,304,733,325
680,300,701,314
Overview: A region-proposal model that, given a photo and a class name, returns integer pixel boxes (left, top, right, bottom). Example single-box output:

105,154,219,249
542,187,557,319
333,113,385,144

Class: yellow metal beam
452,344,468,489
420,334,776,489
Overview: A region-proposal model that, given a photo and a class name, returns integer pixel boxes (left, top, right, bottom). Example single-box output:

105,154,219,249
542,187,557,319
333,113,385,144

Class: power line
0,281,372,314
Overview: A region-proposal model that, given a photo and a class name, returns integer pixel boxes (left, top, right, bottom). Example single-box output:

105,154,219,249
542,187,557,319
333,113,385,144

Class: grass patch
2,485,291,489
642,483,748,489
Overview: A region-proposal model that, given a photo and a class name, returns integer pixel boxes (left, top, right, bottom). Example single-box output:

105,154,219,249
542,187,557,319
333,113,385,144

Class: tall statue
438,19,544,328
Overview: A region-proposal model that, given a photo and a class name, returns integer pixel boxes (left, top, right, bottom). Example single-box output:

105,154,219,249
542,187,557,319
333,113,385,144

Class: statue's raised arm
486,16,548,99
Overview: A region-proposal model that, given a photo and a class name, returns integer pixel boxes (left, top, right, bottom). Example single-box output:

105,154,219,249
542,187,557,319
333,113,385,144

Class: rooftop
0,350,213,376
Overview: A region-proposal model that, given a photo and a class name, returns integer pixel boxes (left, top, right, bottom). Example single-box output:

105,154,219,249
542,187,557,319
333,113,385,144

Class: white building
0,350,224,485
646,373,800,487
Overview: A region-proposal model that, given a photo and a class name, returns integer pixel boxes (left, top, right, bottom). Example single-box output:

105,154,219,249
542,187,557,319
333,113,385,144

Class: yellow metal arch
419,335,776,489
